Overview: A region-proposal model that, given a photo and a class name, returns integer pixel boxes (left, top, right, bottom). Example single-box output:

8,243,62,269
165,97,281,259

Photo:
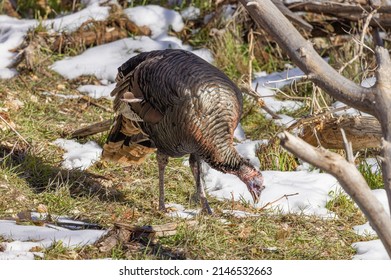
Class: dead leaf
37,204,48,213
0,112,15,131
29,246,43,252
99,234,118,253
30,95,38,103
17,210,32,221
275,223,291,240
238,226,252,239
118,228,131,243
5,98,24,111
56,84,66,90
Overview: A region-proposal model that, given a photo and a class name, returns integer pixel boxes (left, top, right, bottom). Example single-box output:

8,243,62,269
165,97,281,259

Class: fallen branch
272,0,313,31
115,221,197,238
69,119,112,138
98,221,197,253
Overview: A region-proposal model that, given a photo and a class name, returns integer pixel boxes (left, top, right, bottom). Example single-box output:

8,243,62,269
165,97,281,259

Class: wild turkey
102,49,265,214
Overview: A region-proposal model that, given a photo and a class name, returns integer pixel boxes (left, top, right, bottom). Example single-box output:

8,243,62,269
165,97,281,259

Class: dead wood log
297,115,382,150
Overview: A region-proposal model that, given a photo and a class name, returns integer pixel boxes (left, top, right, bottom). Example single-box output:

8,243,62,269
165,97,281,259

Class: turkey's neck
204,145,245,174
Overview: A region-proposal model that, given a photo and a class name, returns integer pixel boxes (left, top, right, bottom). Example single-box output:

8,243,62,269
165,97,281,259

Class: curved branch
238,0,376,115
278,131,391,258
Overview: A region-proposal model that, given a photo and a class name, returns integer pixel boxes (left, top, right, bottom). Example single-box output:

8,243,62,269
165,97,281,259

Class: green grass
358,159,383,190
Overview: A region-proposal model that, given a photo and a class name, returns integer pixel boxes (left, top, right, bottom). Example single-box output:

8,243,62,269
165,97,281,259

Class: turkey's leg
157,150,169,211
189,154,212,214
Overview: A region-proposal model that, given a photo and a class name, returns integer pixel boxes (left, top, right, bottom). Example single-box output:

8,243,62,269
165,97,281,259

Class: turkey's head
237,164,265,204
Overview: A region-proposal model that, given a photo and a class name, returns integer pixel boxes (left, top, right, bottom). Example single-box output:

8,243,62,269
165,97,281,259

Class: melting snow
0,3,110,79
53,139,102,170
353,189,390,237
181,6,201,21
77,84,116,99
124,5,184,39
352,240,390,260
0,220,107,260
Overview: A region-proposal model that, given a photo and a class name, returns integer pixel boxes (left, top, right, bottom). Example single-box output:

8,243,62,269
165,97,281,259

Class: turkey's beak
248,178,265,204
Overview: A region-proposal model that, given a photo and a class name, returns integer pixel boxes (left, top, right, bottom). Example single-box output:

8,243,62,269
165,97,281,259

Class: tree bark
374,47,391,217
286,0,391,14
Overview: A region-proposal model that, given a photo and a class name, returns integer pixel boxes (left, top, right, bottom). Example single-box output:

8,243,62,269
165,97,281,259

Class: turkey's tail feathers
102,115,156,165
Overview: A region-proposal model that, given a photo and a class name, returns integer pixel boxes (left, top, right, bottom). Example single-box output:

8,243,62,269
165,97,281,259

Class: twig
0,114,30,146
0,140,19,161
339,9,376,73
240,84,282,119
340,128,354,163
272,87,312,101
263,74,308,86
80,96,111,112
259,192,299,210
248,29,255,88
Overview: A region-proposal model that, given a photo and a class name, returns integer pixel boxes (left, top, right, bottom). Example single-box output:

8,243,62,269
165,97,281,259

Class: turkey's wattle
103,49,264,213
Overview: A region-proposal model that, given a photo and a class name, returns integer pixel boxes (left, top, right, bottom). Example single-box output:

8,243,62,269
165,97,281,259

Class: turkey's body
104,49,264,213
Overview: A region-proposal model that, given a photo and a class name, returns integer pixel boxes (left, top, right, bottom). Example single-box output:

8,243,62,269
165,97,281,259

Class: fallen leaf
37,204,48,213
275,223,291,240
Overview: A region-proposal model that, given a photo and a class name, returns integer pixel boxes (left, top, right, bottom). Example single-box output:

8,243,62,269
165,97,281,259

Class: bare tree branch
374,47,391,216
278,131,391,257
340,128,355,163
238,0,376,115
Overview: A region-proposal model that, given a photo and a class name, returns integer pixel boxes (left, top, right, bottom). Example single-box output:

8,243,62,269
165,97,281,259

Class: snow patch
53,139,102,170
124,5,184,39
77,83,116,99
0,220,107,260
352,240,390,260
0,5,110,78
181,6,201,20
353,189,390,236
